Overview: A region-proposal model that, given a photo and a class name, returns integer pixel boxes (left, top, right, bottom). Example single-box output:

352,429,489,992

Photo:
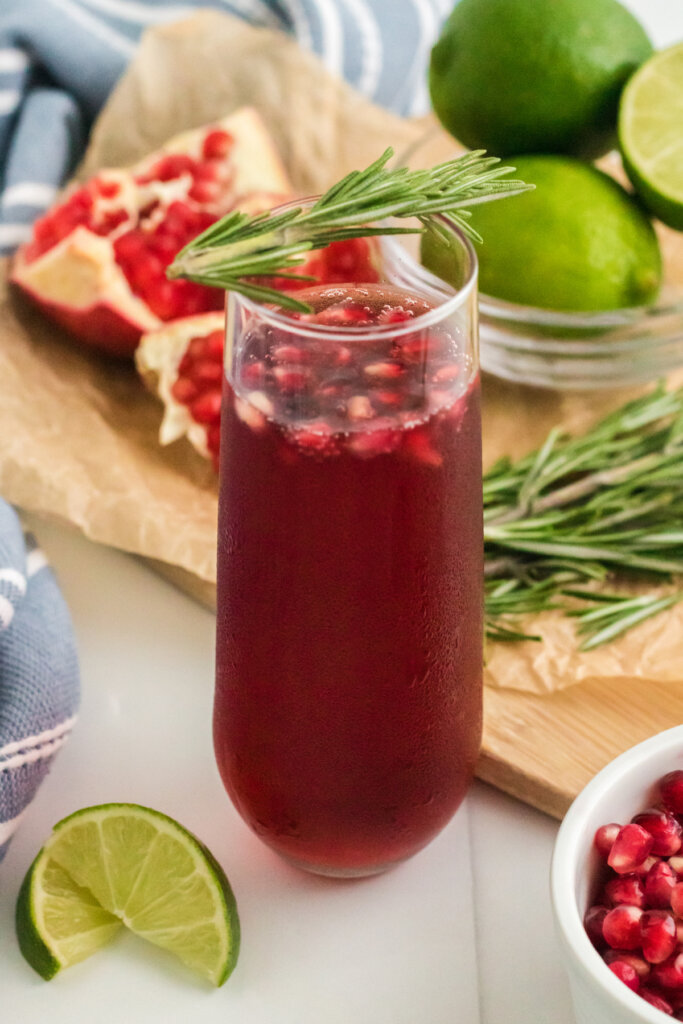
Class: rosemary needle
484,384,683,650
167,147,532,310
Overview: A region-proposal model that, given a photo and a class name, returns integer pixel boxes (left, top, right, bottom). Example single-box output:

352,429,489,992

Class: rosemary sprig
484,384,683,650
167,147,532,310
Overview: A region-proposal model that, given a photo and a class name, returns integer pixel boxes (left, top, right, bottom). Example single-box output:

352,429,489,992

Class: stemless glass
213,205,483,877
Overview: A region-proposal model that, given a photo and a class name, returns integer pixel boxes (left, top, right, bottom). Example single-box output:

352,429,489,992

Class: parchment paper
1,11,682,695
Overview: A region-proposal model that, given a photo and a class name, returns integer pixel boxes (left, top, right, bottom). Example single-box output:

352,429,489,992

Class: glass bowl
399,128,683,391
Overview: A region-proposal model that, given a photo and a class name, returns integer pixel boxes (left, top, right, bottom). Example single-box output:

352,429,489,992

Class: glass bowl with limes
414,33,683,392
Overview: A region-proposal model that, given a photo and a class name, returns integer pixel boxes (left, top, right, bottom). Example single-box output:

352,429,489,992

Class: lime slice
16,855,122,980
16,804,240,986
619,42,683,230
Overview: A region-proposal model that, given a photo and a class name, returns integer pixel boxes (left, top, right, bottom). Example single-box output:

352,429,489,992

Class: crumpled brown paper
1,11,682,695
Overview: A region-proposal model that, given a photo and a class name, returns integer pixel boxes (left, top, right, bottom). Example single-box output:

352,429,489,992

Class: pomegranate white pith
11,108,291,357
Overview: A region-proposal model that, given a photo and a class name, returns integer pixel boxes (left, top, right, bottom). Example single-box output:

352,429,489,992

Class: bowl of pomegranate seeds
551,727,683,1022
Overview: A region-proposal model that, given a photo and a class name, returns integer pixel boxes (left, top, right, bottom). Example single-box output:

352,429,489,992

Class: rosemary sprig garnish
167,147,532,311
483,384,683,650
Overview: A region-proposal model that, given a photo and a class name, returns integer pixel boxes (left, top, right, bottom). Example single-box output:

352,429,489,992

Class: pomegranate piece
11,108,291,357
608,959,640,992
645,861,677,908
662,773,683,816
604,950,651,979
653,954,683,991
584,905,609,949
634,809,683,857
641,987,674,1013
641,911,678,963
605,875,645,908
608,824,655,874
603,905,644,950
671,882,683,918
595,823,622,859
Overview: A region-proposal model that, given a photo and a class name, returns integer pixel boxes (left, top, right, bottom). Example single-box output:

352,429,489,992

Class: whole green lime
422,156,662,311
429,0,652,158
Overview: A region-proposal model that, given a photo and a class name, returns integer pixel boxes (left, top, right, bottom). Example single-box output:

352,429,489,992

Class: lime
16,804,240,986
16,856,122,980
619,42,683,230
422,155,662,312
429,0,652,158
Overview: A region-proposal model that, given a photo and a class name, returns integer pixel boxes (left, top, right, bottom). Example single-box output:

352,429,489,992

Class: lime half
16,804,240,986
619,42,683,230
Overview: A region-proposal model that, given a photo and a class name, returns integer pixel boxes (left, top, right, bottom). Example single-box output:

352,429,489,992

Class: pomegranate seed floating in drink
585,767,683,1015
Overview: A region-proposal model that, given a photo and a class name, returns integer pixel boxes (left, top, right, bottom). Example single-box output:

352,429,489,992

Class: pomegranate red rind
11,107,292,357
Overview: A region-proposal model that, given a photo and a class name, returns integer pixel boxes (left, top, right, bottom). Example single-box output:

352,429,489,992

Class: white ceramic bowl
551,726,683,1024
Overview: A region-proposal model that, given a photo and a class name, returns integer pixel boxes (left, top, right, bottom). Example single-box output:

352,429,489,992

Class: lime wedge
16,804,240,986
16,855,122,980
619,42,683,230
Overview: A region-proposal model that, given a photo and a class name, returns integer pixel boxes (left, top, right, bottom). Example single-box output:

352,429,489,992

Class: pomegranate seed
641,987,674,1013
605,950,651,978
608,960,640,992
608,824,654,874
347,427,401,459
273,367,311,393
642,911,678,963
669,856,683,877
272,344,310,364
289,423,337,456
662,773,683,815
170,377,199,405
347,396,374,421
584,905,609,949
595,823,622,859
653,954,683,990
234,396,266,432
402,427,443,467
433,363,460,384
671,883,683,918
605,875,645,908
189,360,223,387
646,861,677,908
94,178,121,198
374,389,403,407
635,856,662,877
364,360,404,380
190,389,222,424
145,153,196,182
634,809,683,857
188,179,221,203
202,129,233,160
242,361,266,388
603,905,644,949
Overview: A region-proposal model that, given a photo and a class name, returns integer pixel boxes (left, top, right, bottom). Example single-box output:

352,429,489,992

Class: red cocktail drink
214,233,482,876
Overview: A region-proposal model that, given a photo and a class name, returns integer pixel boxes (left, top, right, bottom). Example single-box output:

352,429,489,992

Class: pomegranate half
11,108,291,357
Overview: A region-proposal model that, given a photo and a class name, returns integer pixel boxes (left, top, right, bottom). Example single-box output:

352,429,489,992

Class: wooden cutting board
479,682,683,820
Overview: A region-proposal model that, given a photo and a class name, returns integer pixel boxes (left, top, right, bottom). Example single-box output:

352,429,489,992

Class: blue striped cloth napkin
0,502,80,862
0,0,452,257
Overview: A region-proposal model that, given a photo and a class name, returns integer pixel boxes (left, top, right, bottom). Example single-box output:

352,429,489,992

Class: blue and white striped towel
0,502,80,862
0,0,453,257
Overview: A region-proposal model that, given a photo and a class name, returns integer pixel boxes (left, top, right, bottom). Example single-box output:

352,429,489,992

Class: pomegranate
11,108,291,356
585,766,683,1015
136,239,381,469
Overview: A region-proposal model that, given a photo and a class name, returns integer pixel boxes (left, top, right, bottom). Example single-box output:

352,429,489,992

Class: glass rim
227,199,478,342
